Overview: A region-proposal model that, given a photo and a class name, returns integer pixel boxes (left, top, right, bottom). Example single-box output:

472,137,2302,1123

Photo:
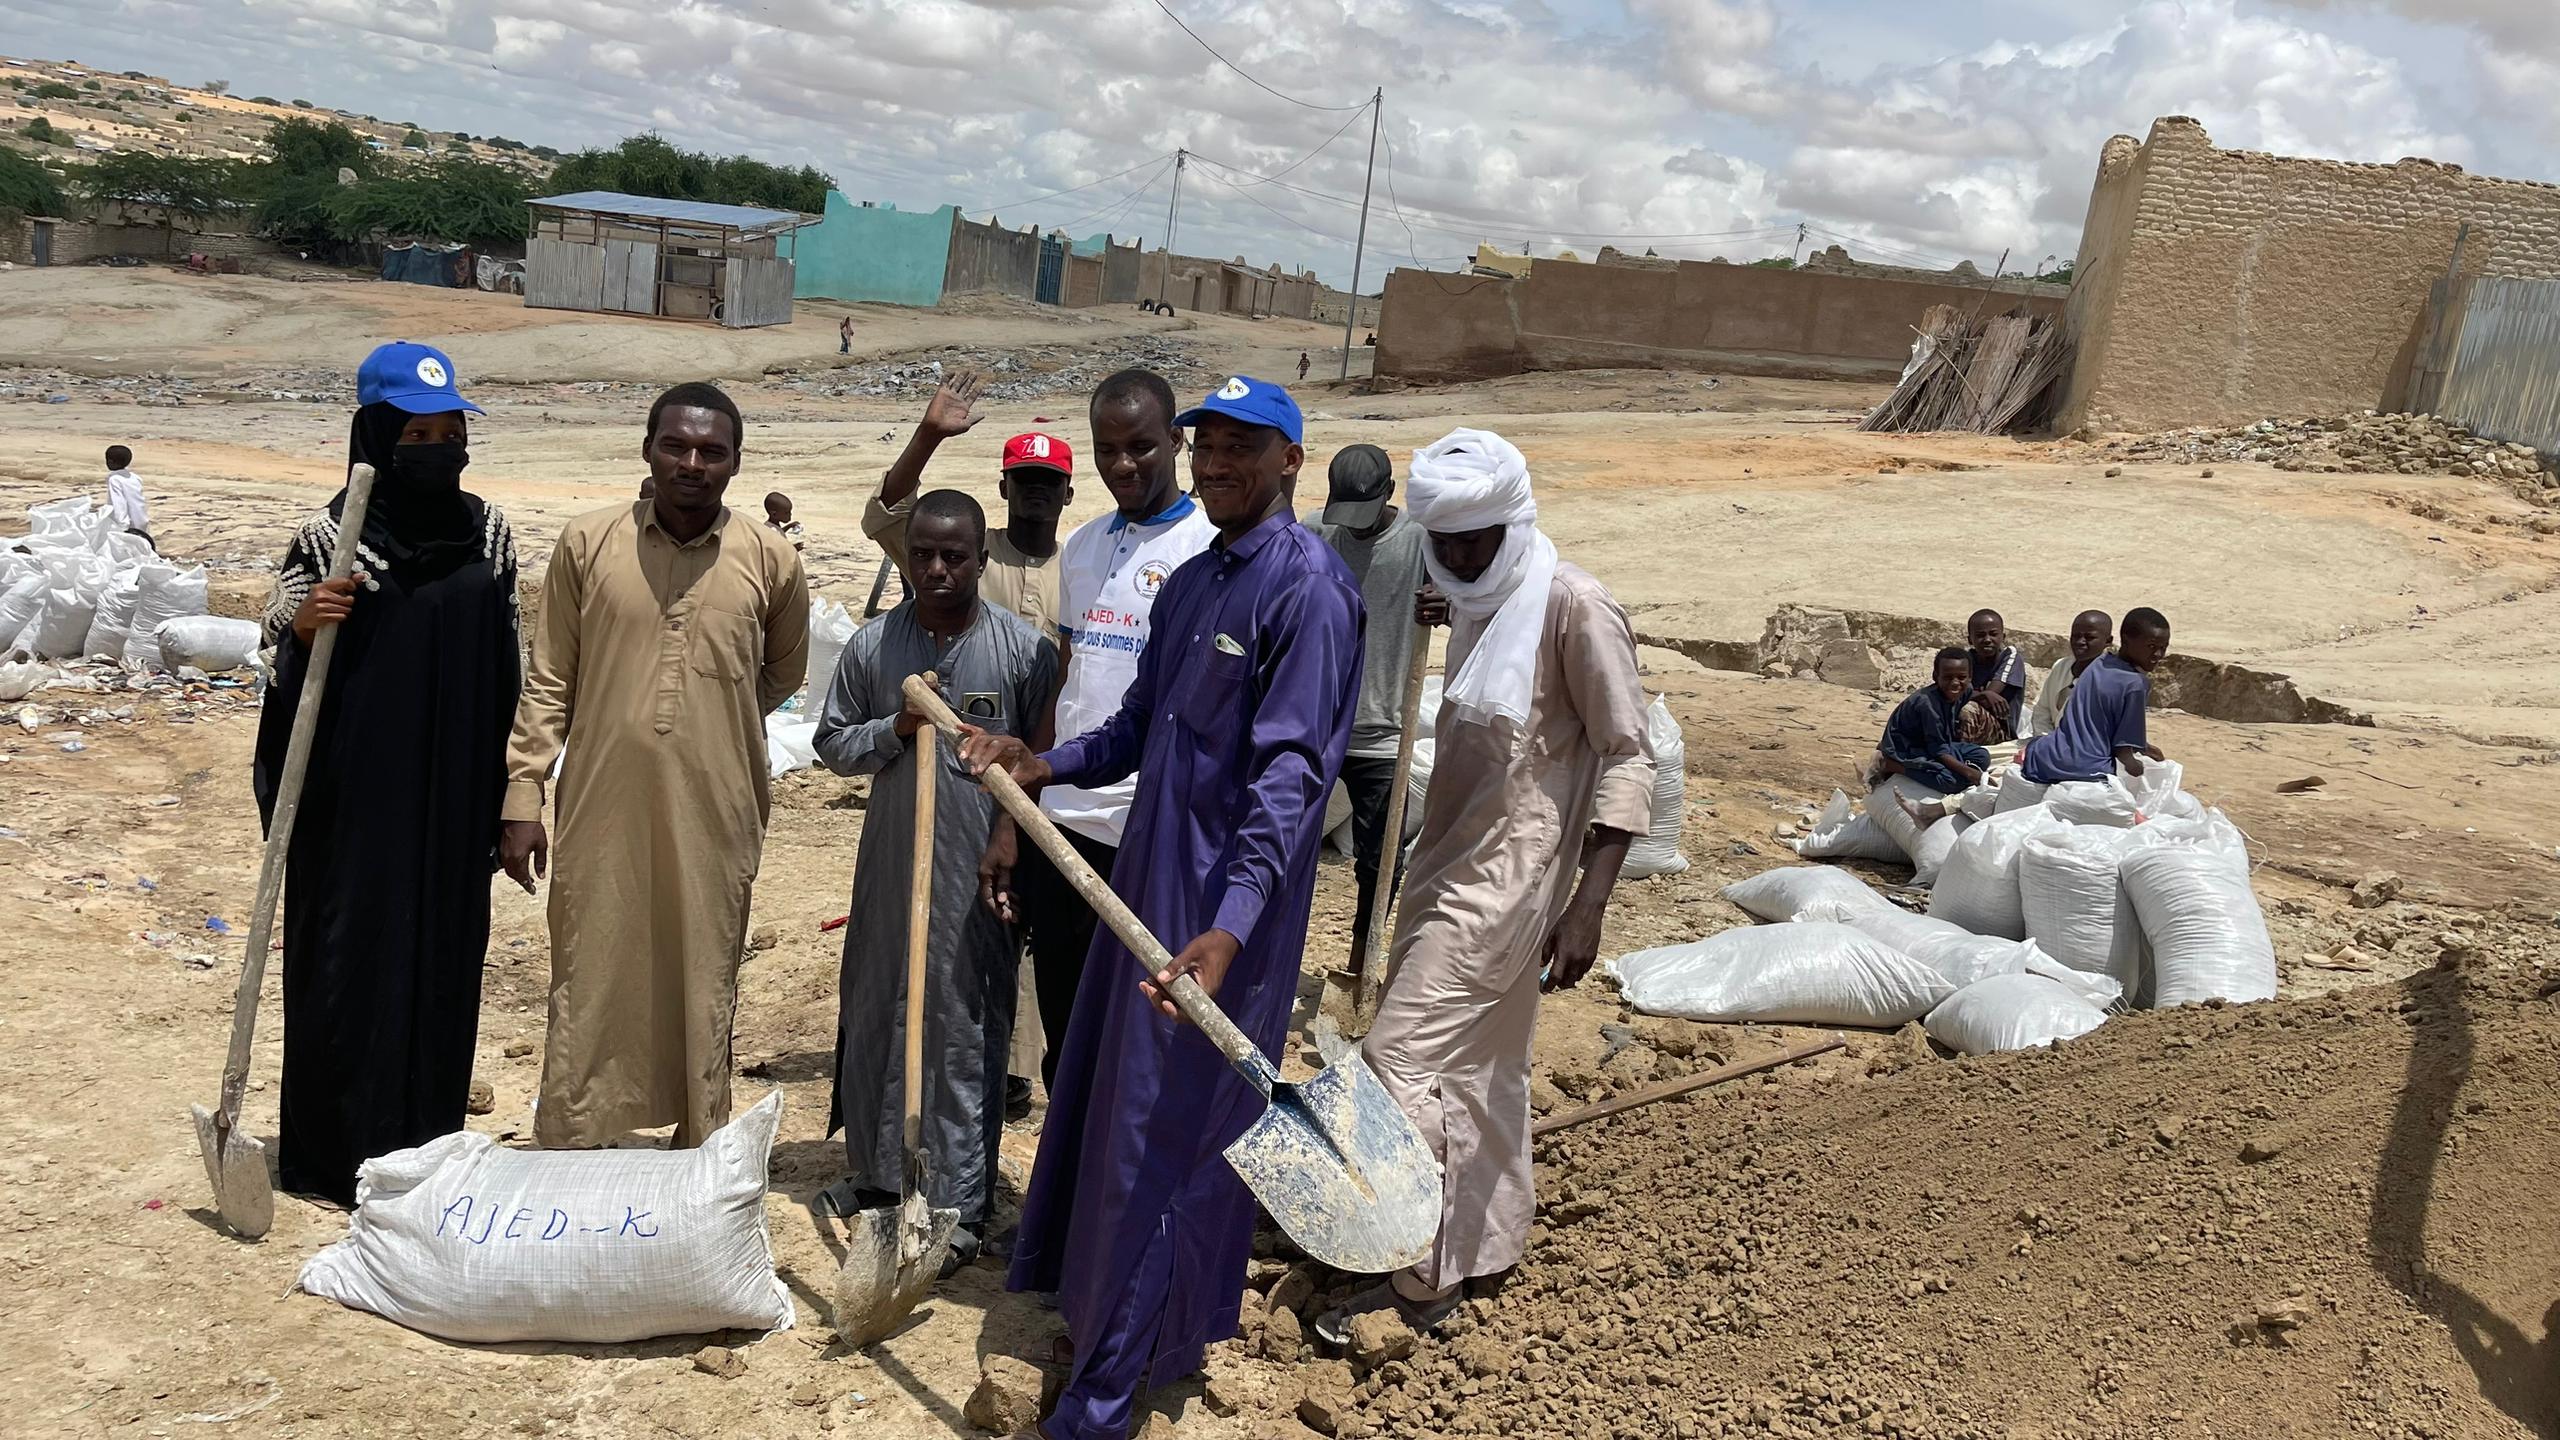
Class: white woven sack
1793,789,1906,863
1722,865,1885,923
2017,825,2167,993
298,1090,796,1344
804,598,856,703
2045,776,2140,828
1621,696,1690,879
0,571,50,657
1608,922,1950,1027
1991,765,2050,815
154,616,262,672
82,572,144,661
24,582,97,660
122,563,208,671
1797,897,2041,988
1929,807,2068,940
2123,759,2203,821
1924,972,2108,1055
2124,814,2275,1007
1865,774,1930,861
1909,810,1971,888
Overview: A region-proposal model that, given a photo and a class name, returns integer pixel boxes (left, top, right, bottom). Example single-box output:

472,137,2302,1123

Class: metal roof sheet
528,191,813,231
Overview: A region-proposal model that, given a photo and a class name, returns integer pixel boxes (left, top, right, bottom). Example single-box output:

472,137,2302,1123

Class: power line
1189,156,1357,244
1233,103,1375,190
1143,0,1370,112
1047,156,1178,236
968,153,1173,220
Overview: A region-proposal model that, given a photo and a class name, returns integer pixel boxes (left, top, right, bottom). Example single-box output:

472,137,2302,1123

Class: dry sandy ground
1,270,2556,1439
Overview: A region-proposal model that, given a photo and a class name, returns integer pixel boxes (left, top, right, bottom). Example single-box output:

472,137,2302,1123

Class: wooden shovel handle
1530,1035,1845,1137
902,723,935,1160
216,463,376,1131
1354,626,1432,1022
899,674,1271,1084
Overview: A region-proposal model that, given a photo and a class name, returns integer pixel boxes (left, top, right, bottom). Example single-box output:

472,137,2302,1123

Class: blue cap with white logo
1174,375,1302,444
356,340,484,415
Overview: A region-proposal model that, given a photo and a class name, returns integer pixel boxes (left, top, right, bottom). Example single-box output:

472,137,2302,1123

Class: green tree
31,81,79,100
249,96,279,106
331,157,529,249
24,117,67,146
77,152,243,243
546,133,830,213
0,147,67,221
291,98,314,109
261,117,376,180
203,80,230,96
401,128,428,150
80,79,102,92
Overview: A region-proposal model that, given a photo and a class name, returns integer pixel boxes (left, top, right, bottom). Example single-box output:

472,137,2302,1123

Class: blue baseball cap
357,340,483,415
1174,375,1302,444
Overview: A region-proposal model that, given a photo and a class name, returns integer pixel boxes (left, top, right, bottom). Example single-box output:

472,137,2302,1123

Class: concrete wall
2058,116,2560,434
0,217,273,266
792,193,953,307
1315,286,1383,328
1375,260,2064,385
1062,250,1103,308
1136,249,1321,318
946,215,1040,297
1073,232,1144,305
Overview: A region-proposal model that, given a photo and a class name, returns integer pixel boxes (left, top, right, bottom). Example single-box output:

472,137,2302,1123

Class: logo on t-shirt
1135,560,1172,597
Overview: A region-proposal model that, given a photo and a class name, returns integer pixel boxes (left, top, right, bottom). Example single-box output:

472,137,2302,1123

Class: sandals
1312,1279,1463,1348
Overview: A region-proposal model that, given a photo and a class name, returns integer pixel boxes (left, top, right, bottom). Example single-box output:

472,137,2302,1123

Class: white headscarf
1406,428,1556,729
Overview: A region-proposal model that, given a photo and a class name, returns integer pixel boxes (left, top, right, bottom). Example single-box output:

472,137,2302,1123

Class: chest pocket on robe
687,607,758,682
1176,650,1254,742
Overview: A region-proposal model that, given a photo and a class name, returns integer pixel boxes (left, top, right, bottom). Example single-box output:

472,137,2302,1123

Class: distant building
524,191,818,328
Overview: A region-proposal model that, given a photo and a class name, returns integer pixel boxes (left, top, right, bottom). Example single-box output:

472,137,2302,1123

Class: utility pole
1790,221,1807,266
1338,89,1382,381
1157,150,1185,310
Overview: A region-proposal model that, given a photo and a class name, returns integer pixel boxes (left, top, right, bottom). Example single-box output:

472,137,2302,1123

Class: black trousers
1014,826,1121,1092
1341,753,1408,974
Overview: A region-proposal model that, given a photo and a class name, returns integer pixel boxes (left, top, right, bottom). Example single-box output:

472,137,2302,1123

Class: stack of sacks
2,499,212,668
1615,751,2278,1055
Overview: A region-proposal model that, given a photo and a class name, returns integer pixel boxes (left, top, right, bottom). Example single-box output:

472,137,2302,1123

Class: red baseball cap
1002,431,1072,479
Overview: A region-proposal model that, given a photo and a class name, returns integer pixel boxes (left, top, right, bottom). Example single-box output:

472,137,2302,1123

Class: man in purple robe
964,375,1363,1440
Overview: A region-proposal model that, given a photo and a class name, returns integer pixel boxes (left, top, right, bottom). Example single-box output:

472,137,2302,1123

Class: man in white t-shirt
980,369,1214,1093
104,444,153,548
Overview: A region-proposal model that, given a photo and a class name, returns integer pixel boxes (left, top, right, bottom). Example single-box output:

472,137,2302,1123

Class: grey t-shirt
1311,509,1432,758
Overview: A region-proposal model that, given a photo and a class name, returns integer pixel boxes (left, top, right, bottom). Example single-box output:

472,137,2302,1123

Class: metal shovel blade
1223,1050,1440,1275
834,1194,960,1349
189,1103,274,1240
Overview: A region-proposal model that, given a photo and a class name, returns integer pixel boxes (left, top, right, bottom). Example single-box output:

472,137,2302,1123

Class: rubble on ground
776,336,1206,403
2100,412,2556,502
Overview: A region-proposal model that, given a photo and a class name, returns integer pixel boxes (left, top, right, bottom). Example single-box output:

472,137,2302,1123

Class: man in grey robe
815,489,1059,1269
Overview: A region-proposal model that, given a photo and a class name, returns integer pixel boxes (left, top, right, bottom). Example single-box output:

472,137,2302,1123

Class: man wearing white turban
1319,428,1656,1339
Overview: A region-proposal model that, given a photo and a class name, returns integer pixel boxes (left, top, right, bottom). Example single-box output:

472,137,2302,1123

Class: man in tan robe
1322,428,1652,1340
500,382,810,1149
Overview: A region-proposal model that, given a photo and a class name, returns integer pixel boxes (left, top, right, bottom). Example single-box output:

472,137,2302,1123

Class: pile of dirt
2103,413,2555,500
1222,960,2559,1440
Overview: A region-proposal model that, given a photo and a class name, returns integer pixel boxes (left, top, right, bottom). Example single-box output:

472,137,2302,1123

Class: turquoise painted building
793,192,956,307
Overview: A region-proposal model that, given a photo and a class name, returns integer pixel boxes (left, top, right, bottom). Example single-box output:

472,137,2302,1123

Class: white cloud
0,0,2547,285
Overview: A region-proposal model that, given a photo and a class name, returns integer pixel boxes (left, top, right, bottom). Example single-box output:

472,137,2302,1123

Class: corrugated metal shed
529,192,815,235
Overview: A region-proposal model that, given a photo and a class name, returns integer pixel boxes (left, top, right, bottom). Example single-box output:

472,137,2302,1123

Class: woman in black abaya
254,341,520,1207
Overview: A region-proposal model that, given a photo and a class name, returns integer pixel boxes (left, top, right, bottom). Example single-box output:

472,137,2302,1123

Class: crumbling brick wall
2057,116,2560,434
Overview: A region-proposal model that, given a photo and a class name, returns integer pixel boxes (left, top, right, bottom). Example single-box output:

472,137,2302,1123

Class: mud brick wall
2058,116,2560,434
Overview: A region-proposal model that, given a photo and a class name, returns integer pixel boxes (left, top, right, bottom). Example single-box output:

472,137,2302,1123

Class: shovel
191,461,376,1240
834,717,963,1346
1351,627,1433,1030
903,675,1440,1275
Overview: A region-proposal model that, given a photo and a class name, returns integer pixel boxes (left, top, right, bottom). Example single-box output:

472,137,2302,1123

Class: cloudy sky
2,0,2552,287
